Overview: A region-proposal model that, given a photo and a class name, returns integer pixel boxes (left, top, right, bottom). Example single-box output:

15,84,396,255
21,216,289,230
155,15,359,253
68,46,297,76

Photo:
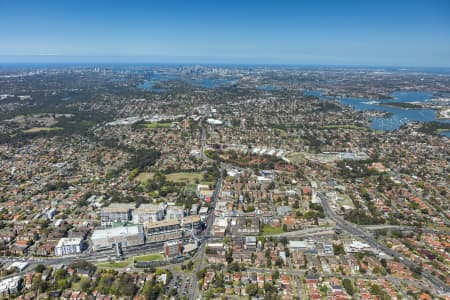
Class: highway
188,114,223,300
189,165,223,300
0,241,170,279
318,192,450,293
265,226,334,237
199,117,212,162
268,224,450,239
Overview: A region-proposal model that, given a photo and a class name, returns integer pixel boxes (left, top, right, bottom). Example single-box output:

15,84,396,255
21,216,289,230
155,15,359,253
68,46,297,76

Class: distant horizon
2,55,450,71
1,0,449,67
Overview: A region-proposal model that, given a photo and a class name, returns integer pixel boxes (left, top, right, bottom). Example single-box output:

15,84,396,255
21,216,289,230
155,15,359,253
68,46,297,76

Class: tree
79,277,91,292
284,247,290,258
32,276,48,293
333,243,345,255
57,279,67,290
128,168,139,180
319,284,329,295
413,266,422,276
215,274,225,289
226,248,233,264
229,262,241,272
98,274,114,294
273,269,280,280
169,288,178,296
196,268,206,280
35,264,46,273
245,283,258,296
275,257,284,267
54,269,67,280
114,273,136,296
142,278,163,300
380,258,387,268
370,284,382,295
264,282,276,294
342,278,354,296
205,289,215,299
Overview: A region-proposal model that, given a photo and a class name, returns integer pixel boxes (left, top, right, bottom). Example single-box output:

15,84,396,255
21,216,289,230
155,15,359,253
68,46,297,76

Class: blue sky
0,0,449,66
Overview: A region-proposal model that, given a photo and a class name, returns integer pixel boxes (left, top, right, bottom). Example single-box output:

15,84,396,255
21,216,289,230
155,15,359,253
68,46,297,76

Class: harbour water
256,84,279,91
305,90,450,132
440,131,450,137
138,73,236,91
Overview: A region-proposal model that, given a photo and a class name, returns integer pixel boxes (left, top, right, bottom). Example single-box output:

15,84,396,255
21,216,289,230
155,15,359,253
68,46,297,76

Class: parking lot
166,272,193,298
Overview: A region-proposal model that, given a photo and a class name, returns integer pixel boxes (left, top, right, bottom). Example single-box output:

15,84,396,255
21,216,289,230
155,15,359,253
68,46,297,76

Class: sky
0,0,449,67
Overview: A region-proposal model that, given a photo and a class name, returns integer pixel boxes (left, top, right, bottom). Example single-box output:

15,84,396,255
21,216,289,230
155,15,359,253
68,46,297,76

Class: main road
198,117,211,162
318,192,450,293
189,165,224,300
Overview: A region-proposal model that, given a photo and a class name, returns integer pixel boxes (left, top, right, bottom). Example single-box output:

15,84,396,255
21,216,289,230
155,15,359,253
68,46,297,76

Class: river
305,90,450,134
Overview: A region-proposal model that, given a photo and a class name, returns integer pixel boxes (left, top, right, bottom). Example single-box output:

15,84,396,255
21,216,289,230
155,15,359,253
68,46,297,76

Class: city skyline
1,0,450,67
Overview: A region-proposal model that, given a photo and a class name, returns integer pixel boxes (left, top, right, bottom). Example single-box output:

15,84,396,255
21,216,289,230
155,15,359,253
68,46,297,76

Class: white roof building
8,261,29,272
206,118,223,125
132,203,165,224
91,225,145,251
345,240,372,253
0,276,21,295
55,237,84,256
166,205,184,220
288,240,315,251
199,207,209,215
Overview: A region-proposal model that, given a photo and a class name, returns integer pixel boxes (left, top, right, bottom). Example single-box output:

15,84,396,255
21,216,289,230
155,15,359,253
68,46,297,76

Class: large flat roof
288,240,312,249
182,215,201,223
101,203,135,213
145,219,180,229
56,237,83,248
91,225,142,239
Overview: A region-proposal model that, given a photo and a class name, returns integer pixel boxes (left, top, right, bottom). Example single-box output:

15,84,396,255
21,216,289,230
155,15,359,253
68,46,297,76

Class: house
280,274,290,288
0,229,16,243
12,240,29,256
